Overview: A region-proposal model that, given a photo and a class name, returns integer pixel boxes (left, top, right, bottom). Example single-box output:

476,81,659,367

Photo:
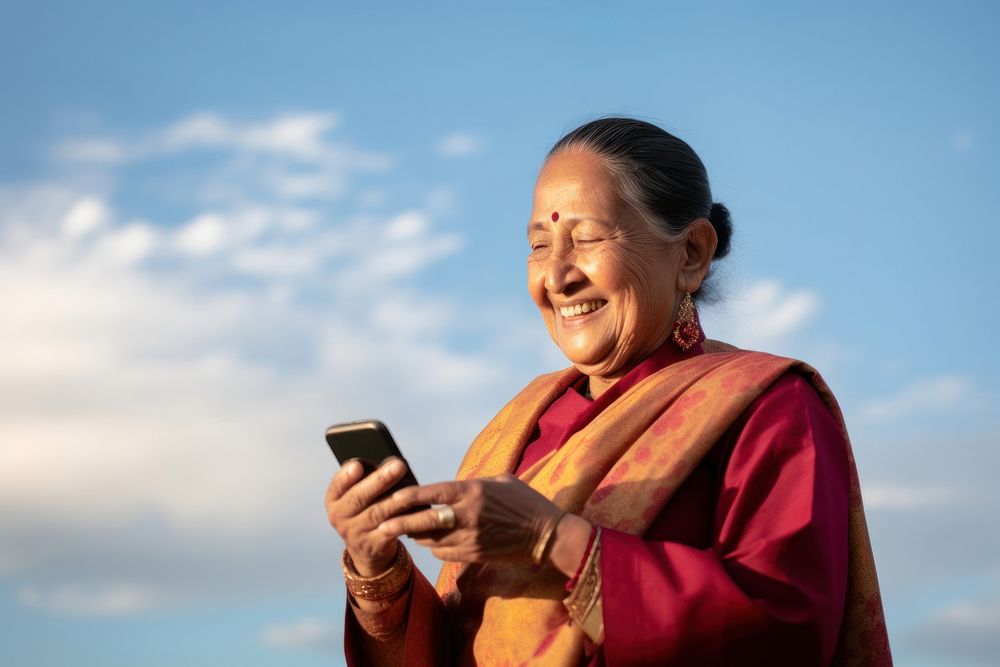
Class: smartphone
324,419,428,512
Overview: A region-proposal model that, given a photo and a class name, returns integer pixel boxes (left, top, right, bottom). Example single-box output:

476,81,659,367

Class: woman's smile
528,148,681,380
557,299,607,319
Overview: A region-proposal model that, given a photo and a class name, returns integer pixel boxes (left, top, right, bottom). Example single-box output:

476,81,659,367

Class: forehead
532,149,620,215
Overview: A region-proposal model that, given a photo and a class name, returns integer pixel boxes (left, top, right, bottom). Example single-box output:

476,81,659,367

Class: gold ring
435,504,457,529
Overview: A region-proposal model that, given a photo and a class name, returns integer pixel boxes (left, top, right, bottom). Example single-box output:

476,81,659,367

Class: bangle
342,542,413,601
531,510,567,566
564,526,602,624
566,524,598,591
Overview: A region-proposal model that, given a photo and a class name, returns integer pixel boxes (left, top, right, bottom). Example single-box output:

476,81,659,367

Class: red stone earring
671,292,701,351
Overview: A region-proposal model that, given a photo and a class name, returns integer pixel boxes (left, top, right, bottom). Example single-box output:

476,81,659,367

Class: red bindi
551,211,559,222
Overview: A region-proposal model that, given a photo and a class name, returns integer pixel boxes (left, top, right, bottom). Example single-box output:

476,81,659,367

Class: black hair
548,117,732,299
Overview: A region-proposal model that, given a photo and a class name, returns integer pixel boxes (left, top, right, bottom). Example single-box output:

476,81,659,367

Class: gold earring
671,292,701,351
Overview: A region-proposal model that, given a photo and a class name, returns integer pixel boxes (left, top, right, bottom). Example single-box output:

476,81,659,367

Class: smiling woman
325,118,892,666
527,146,714,396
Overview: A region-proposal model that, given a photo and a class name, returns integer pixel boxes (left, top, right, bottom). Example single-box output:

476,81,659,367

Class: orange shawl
434,346,890,666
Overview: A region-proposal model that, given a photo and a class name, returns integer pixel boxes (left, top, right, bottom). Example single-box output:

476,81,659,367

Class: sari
347,343,891,665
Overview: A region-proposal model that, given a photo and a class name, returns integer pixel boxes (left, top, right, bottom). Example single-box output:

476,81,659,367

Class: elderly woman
325,118,891,666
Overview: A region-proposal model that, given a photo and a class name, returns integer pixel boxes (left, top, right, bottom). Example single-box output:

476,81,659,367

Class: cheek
526,260,546,307
585,247,652,294
602,250,672,316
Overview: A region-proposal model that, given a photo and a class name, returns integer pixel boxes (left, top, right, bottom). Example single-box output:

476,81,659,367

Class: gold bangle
564,526,602,623
342,542,412,601
531,511,567,566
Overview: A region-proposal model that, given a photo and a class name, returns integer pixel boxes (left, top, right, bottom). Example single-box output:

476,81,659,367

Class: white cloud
49,110,394,206
863,481,957,510
261,616,341,651
908,594,1000,664
436,131,485,157
57,111,348,164
174,212,229,256
18,583,159,616
157,110,233,149
699,278,820,349
357,224,463,281
860,375,972,422
0,112,538,614
938,598,1000,631
53,138,127,163
383,210,428,241
94,221,159,265
61,196,111,239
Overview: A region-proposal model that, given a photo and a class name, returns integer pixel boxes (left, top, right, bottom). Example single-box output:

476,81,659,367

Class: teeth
559,300,605,317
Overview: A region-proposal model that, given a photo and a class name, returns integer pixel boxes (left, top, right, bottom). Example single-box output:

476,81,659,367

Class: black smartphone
324,419,428,512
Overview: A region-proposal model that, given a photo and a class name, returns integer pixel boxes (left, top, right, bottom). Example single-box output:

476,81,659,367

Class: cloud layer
0,112,534,619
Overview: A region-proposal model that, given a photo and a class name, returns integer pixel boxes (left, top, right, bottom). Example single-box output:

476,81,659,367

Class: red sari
345,339,891,665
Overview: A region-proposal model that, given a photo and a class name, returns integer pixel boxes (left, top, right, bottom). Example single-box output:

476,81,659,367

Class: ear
675,218,718,293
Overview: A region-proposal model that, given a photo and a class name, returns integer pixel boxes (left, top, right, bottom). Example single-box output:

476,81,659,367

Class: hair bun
708,202,732,259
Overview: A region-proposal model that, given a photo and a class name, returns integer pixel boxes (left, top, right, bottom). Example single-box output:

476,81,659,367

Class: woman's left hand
376,474,587,570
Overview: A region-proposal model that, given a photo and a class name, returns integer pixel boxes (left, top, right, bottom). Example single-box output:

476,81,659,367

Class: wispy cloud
0,112,541,613
700,278,820,349
908,595,1000,664
863,481,957,510
53,111,353,164
51,111,393,204
17,583,159,616
860,375,972,423
436,131,485,157
261,616,341,652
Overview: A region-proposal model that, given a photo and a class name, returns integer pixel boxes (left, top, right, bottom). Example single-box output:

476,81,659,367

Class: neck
586,374,617,399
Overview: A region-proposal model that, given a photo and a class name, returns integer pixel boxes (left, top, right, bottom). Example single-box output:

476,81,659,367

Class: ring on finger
435,504,457,530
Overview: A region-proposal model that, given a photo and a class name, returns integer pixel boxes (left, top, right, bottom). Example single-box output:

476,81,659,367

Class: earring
672,292,701,351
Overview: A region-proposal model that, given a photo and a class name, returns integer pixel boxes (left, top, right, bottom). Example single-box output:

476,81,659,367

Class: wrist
547,513,593,577
350,544,398,577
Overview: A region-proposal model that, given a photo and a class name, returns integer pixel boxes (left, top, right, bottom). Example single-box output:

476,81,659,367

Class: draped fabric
431,347,890,666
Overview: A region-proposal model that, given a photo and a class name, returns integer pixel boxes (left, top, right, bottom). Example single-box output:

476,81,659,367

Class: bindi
551,211,559,222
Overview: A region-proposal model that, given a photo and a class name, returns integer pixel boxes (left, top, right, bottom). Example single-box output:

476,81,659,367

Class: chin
558,342,612,371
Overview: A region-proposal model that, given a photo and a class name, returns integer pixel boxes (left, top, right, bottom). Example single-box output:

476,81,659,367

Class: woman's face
528,149,684,379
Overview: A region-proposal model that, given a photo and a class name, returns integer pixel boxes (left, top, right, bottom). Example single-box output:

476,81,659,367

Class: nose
543,247,586,295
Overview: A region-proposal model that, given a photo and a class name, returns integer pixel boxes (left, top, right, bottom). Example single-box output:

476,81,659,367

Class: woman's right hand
325,457,410,576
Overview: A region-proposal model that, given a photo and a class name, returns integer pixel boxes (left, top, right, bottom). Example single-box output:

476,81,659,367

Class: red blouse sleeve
596,373,850,665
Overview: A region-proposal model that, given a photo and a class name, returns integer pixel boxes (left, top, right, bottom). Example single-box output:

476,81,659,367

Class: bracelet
531,511,568,566
563,526,602,624
342,542,413,601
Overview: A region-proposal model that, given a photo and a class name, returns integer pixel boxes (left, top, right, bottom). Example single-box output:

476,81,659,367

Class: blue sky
1,2,997,665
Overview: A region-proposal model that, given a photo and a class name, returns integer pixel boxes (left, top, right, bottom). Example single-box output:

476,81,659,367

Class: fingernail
387,459,404,474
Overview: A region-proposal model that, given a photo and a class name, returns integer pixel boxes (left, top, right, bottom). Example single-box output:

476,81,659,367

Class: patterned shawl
434,345,891,666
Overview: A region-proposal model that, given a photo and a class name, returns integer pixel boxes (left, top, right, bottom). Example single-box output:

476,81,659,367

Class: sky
0,1,997,665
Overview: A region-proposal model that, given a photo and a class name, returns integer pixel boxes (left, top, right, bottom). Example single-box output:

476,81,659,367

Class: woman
325,118,891,666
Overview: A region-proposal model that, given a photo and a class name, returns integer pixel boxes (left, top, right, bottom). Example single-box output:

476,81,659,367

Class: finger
389,480,464,509
378,506,455,539
326,460,364,503
412,528,464,548
338,457,407,516
430,545,473,563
